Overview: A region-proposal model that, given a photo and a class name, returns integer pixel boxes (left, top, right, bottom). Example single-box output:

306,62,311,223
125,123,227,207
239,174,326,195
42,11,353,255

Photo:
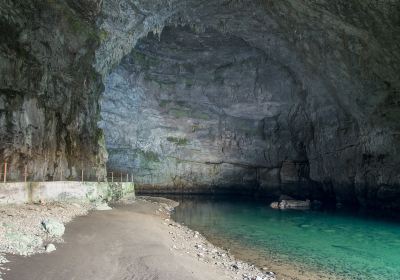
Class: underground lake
171,195,400,280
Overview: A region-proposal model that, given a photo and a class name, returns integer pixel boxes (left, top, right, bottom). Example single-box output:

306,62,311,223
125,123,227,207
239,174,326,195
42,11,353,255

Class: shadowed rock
1,0,399,209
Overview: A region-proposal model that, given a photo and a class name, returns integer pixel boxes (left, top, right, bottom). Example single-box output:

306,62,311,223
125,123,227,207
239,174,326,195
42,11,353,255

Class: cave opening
100,25,314,199
2,1,400,279
1,0,399,209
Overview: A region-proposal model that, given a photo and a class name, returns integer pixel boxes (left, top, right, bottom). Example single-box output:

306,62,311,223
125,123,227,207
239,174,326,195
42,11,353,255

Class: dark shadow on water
160,193,400,280
161,193,400,223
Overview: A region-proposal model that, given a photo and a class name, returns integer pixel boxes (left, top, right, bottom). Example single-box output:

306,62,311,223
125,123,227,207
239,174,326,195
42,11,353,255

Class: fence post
126,173,128,182
24,165,28,182
120,172,122,182
81,169,84,183
111,172,113,183
60,169,63,181
3,162,7,183
131,173,133,183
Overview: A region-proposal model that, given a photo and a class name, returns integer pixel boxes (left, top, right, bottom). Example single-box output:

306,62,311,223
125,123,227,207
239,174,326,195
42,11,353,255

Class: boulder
279,199,311,210
42,219,65,237
270,202,280,209
270,199,311,210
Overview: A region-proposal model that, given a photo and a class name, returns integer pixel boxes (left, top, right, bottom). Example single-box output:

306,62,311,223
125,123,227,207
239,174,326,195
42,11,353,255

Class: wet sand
3,198,270,280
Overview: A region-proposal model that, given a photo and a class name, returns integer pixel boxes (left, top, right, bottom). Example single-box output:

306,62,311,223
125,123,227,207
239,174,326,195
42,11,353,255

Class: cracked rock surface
1,0,400,208
101,0,400,208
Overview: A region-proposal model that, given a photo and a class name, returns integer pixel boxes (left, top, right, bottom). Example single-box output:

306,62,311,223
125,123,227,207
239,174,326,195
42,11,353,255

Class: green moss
234,119,261,136
139,150,160,162
131,50,147,66
169,108,190,118
47,0,99,41
131,50,161,70
185,78,195,88
98,29,109,42
168,106,209,120
192,125,199,132
192,112,210,120
167,137,189,146
159,100,171,108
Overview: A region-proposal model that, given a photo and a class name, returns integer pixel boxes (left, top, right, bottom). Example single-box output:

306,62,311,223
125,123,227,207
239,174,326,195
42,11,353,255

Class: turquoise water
171,196,400,280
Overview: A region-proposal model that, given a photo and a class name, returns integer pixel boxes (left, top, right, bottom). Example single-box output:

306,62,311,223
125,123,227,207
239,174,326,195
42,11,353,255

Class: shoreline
0,196,342,280
2,196,276,280
131,196,278,280
164,196,343,280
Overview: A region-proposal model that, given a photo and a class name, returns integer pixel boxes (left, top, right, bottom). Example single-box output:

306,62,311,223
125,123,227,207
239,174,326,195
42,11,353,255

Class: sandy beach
1,197,274,280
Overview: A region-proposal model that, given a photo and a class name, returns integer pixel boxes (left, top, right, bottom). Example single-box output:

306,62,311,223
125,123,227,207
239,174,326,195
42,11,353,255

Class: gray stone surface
42,219,65,237
1,0,400,208
95,202,112,211
45,243,56,253
3,230,43,256
100,3,400,208
0,0,107,181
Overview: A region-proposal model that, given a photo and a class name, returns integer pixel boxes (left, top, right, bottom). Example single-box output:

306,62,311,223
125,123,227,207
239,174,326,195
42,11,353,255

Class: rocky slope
1,0,400,208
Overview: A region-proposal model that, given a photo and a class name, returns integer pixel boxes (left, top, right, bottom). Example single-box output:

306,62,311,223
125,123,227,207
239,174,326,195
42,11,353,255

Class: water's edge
168,196,398,279
168,195,342,280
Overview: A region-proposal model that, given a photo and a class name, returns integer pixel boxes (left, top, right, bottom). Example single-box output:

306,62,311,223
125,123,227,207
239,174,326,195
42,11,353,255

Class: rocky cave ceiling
0,0,399,208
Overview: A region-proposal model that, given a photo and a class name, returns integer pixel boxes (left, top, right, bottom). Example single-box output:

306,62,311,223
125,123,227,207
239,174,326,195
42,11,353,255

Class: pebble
137,197,277,280
45,243,56,253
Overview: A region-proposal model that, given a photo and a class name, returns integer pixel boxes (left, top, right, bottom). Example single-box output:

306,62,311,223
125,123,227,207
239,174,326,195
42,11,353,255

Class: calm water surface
171,196,400,280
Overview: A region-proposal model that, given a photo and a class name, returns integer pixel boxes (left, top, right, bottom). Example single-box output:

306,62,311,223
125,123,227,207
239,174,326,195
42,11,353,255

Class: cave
1,0,400,209
2,1,400,279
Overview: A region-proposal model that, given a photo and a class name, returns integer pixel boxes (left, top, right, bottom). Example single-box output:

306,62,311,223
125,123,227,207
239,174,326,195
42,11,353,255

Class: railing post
120,172,122,182
131,173,133,183
126,173,128,182
24,165,28,182
3,162,7,183
111,172,114,183
60,169,63,181
81,169,84,183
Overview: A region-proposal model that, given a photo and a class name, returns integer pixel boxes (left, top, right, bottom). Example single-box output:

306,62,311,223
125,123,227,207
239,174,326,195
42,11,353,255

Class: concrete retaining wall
0,181,135,204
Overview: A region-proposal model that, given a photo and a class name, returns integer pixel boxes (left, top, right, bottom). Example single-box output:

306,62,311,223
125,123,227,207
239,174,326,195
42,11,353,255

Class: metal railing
0,162,134,184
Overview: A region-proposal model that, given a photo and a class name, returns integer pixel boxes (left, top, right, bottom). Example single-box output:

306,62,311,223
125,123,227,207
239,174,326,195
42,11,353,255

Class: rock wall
101,1,400,208
1,0,400,208
0,0,106,180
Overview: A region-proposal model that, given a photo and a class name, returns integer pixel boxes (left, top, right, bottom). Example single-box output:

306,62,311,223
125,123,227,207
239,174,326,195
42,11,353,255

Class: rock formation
1,0,400,208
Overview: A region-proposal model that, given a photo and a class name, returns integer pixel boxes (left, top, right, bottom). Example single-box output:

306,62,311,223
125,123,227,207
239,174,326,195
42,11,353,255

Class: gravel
140,197,277,280
0,198,274,280
0,201,94,279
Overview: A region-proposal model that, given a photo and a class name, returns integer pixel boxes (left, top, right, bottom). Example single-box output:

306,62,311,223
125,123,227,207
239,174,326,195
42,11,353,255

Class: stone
270,202,279,209
41,219,65,238
45,243,56,253
279,200,311,210
95,202,112,211
4,231,43,256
